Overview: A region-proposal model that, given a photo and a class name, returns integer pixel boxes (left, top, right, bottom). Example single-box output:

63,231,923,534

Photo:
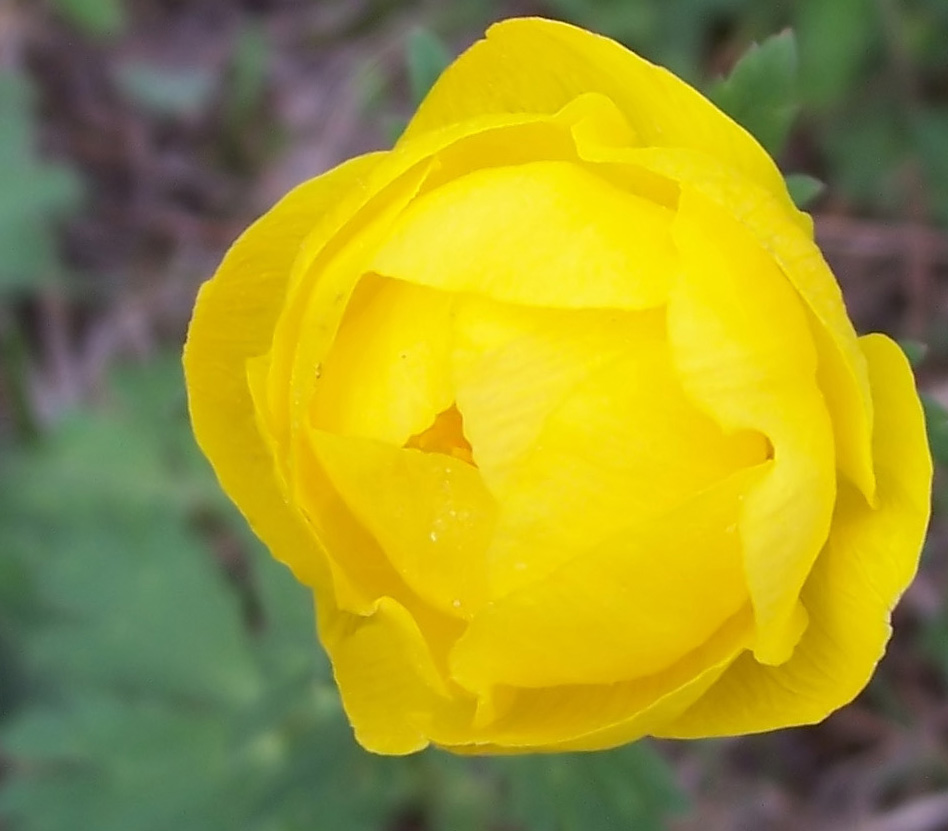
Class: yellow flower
184,18,932,755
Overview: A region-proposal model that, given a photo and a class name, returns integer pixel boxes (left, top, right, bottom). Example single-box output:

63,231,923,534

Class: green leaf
1,436,259,708
0,772,105,831
253,708,411,831
794,0,880,110
0,357,263,707
49,0,126,39
0,546,39,627
224,23,270,126
0,71,83,294
822,105,904,213
26,521,261,706
922,394,948,468
249,530,331,683
785,173,825,209
922,613,948,692
115,62,217,118
422,752,497,831
912,108,948,226
709,30,800,158
898,339,929,367
405,28,452,107
1,694,247,831
545,0,658,48
497,742,688,831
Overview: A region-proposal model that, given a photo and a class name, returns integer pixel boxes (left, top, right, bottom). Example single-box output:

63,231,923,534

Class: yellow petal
372,161,675,310
297,432,470,695
659,334,931,737
323,597,469,755
289,419,408,614
669,187,837,663
442,606,754,753
415,91,634,193
260,160,436,461
449,465,765,691
310,275,456,446
579,143,875,502
184,153,383,591
645,147,873,501
402,18,790,205
450,299,660,498
309,429,497,620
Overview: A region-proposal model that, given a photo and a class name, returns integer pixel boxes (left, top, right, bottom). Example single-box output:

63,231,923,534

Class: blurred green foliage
3,1,948,829
708,31,799,158
0,71,82,294
406,28,453,108
923,394,948,470
0,357,685,829
224,23,271,129
115,62,217,119
48,0,127,40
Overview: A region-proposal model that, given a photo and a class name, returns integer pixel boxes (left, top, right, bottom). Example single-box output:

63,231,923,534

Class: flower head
184,18,932,754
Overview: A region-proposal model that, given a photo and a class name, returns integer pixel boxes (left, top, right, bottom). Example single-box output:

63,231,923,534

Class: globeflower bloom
184,18,932,754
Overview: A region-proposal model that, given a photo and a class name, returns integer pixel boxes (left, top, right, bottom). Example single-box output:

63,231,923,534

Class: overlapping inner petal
371,160,676,309
668,187,837,663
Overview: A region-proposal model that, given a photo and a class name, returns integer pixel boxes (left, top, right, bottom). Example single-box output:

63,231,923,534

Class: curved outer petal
401,18,794,213
448,465,765,691
573,141,875,503
372,161,676,309
321,596,474,755
657,335,931,737
638,147,875,502
669,187,837,663
441,605,755,753
321,596,746,755
183,153,383,591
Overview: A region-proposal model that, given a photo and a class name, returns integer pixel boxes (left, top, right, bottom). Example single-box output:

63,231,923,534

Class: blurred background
1,1,948,829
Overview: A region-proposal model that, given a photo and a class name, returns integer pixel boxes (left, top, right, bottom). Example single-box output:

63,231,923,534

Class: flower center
406,404,475,466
